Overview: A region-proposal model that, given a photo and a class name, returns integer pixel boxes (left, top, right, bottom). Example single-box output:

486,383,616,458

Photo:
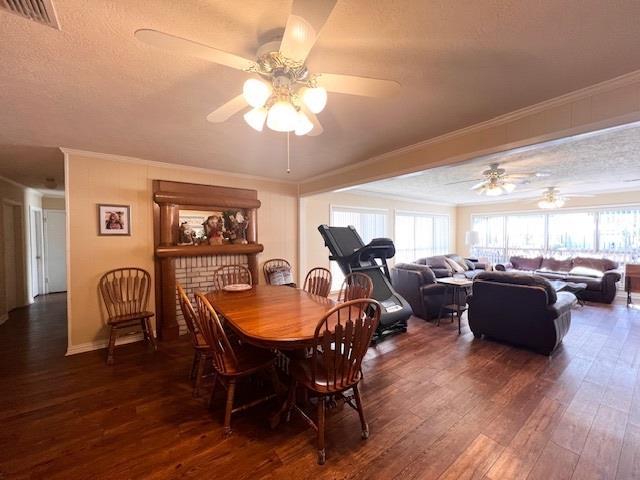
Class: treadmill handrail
333,244,395,264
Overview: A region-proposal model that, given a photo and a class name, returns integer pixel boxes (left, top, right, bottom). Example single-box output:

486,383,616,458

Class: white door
44,210,67,293
3,204,18,311
30,208,44,297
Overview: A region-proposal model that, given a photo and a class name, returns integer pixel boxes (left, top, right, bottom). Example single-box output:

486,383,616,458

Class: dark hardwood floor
1,294,640,479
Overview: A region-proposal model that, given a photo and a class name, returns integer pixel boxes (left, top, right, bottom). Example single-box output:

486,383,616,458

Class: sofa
416,254,488,279
495,256,621,304
390,254,487,320
468,271,576,355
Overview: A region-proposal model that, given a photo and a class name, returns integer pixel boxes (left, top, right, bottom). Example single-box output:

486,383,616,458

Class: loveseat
468,271,576,355
390,254,487,320
495,256,621,304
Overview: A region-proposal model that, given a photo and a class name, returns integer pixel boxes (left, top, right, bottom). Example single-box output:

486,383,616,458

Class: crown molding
301,69,640,186
59,148,298,186
0,174,29,191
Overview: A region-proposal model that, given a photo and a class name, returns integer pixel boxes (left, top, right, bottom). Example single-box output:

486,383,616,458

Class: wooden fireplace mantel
155,243,264,258
152,180,263,340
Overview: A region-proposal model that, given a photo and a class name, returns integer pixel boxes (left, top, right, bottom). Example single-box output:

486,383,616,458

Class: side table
436,277,473,334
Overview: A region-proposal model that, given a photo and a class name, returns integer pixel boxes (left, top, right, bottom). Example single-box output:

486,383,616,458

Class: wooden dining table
206,284,336,350
207,284,337,428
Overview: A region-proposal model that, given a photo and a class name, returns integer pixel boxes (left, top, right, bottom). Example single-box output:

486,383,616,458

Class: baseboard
65,332,145,356
0,313,8,326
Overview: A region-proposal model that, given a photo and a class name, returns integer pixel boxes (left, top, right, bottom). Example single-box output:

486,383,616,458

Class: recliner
467,271,576,355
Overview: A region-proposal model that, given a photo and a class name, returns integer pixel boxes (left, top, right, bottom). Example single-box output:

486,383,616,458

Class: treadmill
318,224,412,342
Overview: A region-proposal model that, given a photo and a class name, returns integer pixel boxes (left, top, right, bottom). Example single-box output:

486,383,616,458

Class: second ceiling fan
135,0,400,137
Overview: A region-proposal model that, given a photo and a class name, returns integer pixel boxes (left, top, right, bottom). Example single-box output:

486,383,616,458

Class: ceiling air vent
1,0,60,29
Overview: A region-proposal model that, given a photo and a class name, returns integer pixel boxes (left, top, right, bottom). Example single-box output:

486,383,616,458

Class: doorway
29,207,45,298
43,209,67,293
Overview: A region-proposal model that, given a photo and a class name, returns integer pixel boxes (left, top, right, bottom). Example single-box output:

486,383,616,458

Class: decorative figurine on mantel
202,214,225,245
224,210,249,244
178,221,195,245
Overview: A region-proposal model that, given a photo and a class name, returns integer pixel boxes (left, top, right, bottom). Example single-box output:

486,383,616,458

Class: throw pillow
569,266,604,278
448,254,471,271
573,257,617,272
268,266,293,285
425,255,450,270
444,257,466,273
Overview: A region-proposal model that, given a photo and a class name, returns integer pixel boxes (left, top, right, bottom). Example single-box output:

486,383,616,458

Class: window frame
394,209,451,263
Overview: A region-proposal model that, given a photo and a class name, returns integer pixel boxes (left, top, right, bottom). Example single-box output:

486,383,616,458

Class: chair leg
317,396,326,465
268,365,281,395
190,351,199,381
284,380,297,423
352,383,369,439
106,326,117,365
208,371,218,410
144,318,158,351
193,353,205,397
223,379,236,436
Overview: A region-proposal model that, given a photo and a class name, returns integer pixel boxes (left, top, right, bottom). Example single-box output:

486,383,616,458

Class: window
598,209,640,253
506,214,546,256
472,215,506,261
330,206,387,290
470,206,640,268
548,212,595,251
395,212,450,263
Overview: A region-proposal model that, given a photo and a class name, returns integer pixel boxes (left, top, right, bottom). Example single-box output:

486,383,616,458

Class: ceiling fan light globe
302,86,327,113
294,111,313,136
503,182,517,193
266,100,298,132
243,79,271,108
485,186,504,196
243,107,267,131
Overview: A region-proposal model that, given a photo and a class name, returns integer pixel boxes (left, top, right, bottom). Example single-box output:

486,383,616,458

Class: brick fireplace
174,254,248,333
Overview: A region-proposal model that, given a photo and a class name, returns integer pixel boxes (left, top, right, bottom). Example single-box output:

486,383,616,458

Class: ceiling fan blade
206,95,247,123
317,73,401,97
279,0,337,63
471,181,487,190
443,178,483,186
564,194,595,198
135,29,255,71
300,105,324,136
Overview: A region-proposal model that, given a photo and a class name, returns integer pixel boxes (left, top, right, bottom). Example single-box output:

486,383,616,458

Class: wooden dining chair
177,284,210,396
262,258,296,288
284,299,382,464
194,292,279,436
303,267,332,298
213,265,252,290
98,267,157,365
337,272,373,302
263,258,292,284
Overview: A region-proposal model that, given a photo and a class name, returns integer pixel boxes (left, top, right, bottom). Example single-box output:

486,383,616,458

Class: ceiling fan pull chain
287,131,291,174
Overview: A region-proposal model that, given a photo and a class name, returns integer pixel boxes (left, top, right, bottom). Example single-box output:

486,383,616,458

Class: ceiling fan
446,163,550,196
134,0,400,137
536,187,593,209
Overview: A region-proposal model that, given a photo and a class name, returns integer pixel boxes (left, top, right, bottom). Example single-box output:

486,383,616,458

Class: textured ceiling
2,1,640,183
0,145,63,192
352,123,640,205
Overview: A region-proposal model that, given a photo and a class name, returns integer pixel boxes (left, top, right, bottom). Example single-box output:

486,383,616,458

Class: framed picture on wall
98,204,131,236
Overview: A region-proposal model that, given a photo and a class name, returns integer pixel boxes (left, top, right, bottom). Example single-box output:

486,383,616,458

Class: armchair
468,271,576,355
391,263,465,321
